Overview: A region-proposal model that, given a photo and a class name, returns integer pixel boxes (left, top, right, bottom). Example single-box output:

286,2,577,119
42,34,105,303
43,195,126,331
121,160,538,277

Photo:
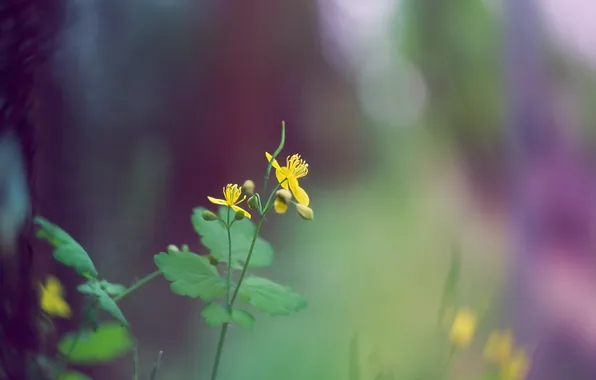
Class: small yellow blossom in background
208,184,251,219
500,348,530,380
449,308,477,348
39,275,71,318
483,330,514,365
265,152,310,206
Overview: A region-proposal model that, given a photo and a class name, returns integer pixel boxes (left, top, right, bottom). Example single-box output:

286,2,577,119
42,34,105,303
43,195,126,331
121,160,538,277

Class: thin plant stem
113,270,162,302
225,208,232,309
149,350,163,380
262,121,286,197
132,346,140,380
210,322,230,380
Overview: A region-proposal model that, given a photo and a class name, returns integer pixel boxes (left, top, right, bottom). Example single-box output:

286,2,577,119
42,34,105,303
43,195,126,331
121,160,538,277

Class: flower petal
208,196,228,206
274,198,288,214
46,276,64,296
265,152,282,170
288,177,309,206
278,173,290,191
231,205,251,219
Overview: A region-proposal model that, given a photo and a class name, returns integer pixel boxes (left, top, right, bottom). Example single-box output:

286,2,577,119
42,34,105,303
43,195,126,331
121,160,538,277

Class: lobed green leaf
191,207,274,269
237,275,307,316
154,248,226,300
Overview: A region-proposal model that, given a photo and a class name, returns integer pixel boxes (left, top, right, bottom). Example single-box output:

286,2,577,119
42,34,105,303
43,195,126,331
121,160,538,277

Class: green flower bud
247,194,260,210
202,210,218,221
234,209,246,221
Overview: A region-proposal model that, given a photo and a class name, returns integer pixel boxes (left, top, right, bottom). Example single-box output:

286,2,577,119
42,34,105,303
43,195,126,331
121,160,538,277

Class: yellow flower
265,152,310,206
484,330,514,365
207,184,251,219
449,308,477,349
39,276,71,319
500,349,530,380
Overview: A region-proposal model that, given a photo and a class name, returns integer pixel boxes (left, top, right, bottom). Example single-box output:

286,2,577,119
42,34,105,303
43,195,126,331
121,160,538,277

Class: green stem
210,322,230,380
262,121,286,197
113,270,162,302
225,208,232,309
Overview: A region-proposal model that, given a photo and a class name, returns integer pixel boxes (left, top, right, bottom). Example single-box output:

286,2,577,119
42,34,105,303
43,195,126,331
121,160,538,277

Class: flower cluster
206,151,314,221
449,308,530,380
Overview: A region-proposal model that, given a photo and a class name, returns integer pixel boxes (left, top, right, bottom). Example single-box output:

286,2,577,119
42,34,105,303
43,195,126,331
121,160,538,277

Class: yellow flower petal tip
449,308,477,349
265,152,310,206
208,184,251,219
39,276,72,319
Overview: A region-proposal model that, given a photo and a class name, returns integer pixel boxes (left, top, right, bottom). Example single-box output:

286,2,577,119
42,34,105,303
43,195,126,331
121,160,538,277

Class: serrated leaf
34,217,98,279
191,207,274,269
154,249,226,300
57,322,134,364
76,280,128,326
231,309,255,329
200,302,231,327
237,276,307,316
57,370,93,380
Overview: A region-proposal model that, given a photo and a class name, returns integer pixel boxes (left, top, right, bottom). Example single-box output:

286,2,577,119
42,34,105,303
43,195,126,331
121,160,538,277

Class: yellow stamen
286,154,308,178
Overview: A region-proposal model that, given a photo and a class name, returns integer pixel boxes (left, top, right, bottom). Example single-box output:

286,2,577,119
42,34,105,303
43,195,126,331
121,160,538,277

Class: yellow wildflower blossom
449,308,477,348
39,275,71,319
500,348,530,380
265,152,310,206
207,184,251,219
484,330,514,365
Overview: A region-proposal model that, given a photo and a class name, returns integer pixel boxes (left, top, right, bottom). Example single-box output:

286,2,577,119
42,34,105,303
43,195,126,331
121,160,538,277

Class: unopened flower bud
296,204,314,220
167,244,179,253
234,210,246,221
247,194,260,210
242,180,255,195
202,210,218,221
276,189,292,203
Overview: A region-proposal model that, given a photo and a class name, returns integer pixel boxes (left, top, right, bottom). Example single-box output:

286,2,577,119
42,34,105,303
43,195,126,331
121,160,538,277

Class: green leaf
237,275,307,316
34,217,98,279
200,302,231,327
154,249,226,300
231,309,255,329
76,280,128,326
57,322,134,364
99,280,127,296
57,370,93,380
191,207,274,269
